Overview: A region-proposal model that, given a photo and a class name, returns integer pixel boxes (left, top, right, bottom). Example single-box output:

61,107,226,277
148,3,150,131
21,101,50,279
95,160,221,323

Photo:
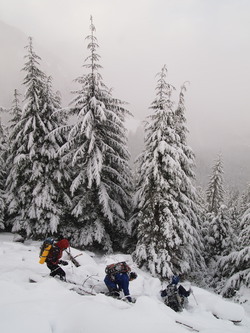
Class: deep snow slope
0,232,249,333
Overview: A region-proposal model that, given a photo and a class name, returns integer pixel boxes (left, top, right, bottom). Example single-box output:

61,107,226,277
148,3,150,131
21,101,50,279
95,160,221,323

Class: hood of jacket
55,239,69,250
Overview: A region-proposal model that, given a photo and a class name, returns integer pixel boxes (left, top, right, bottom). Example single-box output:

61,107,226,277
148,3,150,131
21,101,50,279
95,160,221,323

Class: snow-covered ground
0,232,249,333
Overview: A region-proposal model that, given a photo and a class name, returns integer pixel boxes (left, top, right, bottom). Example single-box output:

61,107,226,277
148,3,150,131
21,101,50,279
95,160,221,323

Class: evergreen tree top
22,37,47,117
150,65,175,111
206,154,225,214
22,37,45,83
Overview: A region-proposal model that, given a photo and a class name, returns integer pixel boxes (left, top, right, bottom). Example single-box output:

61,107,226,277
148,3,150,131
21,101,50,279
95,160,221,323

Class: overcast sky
0,0,250,153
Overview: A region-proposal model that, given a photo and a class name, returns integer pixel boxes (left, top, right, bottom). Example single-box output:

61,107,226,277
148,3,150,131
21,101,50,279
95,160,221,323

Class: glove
187,288,192,296
59,260,68,266
161,289,167,297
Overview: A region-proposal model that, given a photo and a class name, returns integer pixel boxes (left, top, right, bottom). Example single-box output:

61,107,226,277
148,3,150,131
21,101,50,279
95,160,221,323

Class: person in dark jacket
104,271,137,302
46,238,70,280
160,275,191,312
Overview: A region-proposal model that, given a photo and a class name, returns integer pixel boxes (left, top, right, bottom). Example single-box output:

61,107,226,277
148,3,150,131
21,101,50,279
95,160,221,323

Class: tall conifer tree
133,66,204,278
10,89,22,126
206,155,224,215
174,83,204,240
5,37,71,237
215,205,250,297
208,205,234,258
60,17,132,251
203,155,232,262
0,121,7,230
211,186,249,296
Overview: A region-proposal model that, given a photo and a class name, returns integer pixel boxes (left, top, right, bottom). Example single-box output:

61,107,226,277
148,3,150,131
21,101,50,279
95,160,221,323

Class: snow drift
0,233,249,333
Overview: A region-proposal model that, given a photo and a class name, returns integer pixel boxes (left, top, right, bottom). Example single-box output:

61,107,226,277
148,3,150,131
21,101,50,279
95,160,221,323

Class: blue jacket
104,273,131,301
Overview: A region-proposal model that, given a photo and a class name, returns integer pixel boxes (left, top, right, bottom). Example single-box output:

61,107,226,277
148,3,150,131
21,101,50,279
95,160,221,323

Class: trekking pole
86,274,101,282
175,320,199,332
46,266,61,276
82,274,100,287
191,290,198,305
70,257,74,273
66,249,81,267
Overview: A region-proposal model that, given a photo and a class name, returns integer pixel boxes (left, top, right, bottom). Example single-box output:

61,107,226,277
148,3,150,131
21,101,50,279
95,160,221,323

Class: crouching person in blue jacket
104,271,137,303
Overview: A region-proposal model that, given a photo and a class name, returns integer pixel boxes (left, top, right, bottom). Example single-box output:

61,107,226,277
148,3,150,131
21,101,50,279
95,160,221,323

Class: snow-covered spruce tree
203,155,225,260
208,204,234,259
174,83,206,278
204,156,235,289
239,183,250,217
238,206,250,250
215,205,250,298
224,188,241,250
206,154,225,215
9,89,22,126
175,83,205,241
196,186,209,243
0,121,7,230
2,89,22,231
60,17,132,252
5,37,71,238
133,66,204,279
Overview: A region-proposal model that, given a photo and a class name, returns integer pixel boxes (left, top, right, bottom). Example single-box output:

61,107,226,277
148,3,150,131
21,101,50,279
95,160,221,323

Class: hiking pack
39,237,54,264
105,262,131,279
161,284,184,312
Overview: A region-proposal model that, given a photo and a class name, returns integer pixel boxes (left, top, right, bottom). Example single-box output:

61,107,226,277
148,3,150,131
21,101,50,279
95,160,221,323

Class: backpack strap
46,245,60,263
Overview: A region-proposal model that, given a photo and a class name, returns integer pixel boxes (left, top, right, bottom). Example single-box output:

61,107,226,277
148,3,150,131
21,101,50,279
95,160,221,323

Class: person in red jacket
46,238,70,281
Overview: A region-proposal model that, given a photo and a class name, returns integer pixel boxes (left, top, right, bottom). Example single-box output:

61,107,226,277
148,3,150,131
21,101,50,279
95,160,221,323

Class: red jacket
46,239,70,265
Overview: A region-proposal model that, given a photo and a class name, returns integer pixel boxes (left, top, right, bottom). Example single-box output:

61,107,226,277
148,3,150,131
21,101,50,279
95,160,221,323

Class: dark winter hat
129,272,137,280
171,275,180,285
56,239,70,249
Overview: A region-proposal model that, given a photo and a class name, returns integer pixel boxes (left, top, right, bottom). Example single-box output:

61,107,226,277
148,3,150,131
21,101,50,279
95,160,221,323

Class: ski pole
175,320,199,332
73,253,83,259
191,290,198,305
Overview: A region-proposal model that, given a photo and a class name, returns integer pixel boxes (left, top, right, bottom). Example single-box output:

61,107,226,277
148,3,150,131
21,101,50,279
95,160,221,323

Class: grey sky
0,0,250,154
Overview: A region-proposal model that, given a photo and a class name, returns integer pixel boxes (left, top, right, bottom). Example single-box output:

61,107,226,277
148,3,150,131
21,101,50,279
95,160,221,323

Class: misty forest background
0,18,249,304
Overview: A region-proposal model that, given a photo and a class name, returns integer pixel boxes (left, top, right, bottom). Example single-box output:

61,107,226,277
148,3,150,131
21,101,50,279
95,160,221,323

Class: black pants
178,285,190,297
46,262,66,280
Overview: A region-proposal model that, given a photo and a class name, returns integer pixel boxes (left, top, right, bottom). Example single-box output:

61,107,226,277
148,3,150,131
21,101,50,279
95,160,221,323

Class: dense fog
0,0,250,190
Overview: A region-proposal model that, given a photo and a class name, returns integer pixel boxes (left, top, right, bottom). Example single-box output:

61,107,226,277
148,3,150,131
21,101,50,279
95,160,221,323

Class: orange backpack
39,237,54,264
